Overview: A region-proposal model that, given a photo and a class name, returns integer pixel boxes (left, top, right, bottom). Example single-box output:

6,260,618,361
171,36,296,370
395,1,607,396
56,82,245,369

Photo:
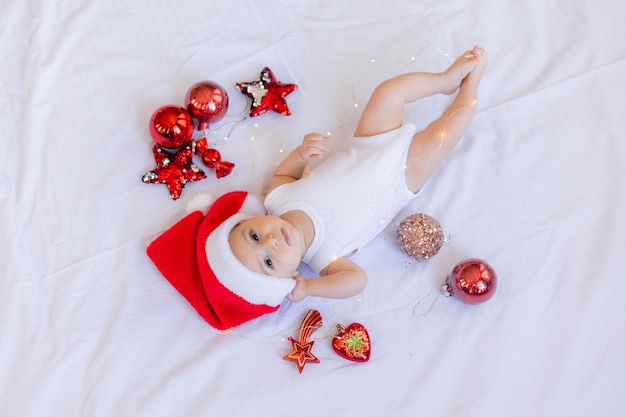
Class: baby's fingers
300,135,331,160
313,136,331,152
300,147,325,161
287,278,307,302
303,133,331,146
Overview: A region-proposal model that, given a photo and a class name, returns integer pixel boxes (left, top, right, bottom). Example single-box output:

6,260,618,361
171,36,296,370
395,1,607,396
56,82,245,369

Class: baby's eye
250,231,259,241
264,257,273,269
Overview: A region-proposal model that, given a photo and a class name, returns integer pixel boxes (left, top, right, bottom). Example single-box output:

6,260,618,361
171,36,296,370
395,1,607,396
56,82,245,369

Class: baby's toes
472,45,486,58
462,49,475,59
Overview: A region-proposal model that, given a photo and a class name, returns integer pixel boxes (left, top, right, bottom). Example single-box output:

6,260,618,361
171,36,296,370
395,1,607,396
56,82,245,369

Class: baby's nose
266,233,280,248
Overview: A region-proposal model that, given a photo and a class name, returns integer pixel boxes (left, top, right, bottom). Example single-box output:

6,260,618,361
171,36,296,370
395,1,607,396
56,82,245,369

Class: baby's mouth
281,228,291,246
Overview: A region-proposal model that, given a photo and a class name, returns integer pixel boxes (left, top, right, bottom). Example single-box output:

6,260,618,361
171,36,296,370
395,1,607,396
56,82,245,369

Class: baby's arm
268,133,330,193
287,257,367,302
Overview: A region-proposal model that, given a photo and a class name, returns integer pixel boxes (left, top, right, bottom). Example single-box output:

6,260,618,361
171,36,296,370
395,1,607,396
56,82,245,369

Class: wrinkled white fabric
2,0,626,416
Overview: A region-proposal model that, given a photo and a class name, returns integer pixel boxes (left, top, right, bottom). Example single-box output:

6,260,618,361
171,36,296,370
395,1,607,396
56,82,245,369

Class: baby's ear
186,192,215,215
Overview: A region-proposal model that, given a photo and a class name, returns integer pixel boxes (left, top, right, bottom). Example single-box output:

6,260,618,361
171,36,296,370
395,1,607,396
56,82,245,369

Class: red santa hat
146,191,296,330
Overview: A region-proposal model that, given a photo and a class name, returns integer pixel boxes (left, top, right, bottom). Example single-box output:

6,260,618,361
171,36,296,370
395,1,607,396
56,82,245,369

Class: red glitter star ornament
142,143,206,200
283,310,323,373
236,67,297,117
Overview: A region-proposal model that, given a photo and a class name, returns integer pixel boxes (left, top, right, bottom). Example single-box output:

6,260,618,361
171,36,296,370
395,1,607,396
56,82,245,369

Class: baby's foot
462,45,488,88
441,48,480,94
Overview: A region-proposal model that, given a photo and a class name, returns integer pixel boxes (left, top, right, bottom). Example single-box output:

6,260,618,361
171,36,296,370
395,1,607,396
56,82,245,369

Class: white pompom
186,192,215,215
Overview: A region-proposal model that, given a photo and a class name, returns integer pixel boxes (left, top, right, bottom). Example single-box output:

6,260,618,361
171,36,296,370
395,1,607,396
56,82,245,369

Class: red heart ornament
332,323,371,362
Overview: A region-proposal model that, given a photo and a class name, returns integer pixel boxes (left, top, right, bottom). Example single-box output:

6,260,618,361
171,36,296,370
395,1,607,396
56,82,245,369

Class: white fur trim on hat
186,192,215,215
204,213,296,306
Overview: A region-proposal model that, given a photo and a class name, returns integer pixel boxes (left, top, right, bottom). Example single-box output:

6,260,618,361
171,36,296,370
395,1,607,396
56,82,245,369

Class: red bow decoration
193,137,235,178
283,310,323,373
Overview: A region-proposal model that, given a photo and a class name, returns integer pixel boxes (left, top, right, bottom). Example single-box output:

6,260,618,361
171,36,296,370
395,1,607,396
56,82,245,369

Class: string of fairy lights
144,42,480,157
145,43,486,344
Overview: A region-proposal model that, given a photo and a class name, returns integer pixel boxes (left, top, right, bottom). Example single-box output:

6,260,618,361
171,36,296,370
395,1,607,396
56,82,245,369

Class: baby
148,46,488,330
230,46,487,300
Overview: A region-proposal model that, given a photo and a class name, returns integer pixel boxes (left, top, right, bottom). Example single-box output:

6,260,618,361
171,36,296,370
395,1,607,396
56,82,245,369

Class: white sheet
2,0,626,415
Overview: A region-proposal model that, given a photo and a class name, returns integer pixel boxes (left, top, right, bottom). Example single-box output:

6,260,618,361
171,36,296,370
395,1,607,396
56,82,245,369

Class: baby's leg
354,49,479,138
405,46,488,193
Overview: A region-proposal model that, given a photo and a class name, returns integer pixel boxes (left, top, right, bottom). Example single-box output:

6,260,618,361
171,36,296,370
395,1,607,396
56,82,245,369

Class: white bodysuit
265,123,418,273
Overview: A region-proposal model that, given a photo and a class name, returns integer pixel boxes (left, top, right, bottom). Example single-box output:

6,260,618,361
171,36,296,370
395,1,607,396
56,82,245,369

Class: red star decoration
283,337,319,374
282,310,323,373
142,143,206,200
236,67,297,117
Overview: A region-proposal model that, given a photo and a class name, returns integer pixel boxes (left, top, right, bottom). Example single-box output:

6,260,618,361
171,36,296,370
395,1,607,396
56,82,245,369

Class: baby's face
229,215,303,278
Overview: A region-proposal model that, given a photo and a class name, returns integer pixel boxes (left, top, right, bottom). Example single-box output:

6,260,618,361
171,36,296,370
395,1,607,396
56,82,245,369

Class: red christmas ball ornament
185,81,229,131
149,105,194,148
441,258,497,304
332,323,371,362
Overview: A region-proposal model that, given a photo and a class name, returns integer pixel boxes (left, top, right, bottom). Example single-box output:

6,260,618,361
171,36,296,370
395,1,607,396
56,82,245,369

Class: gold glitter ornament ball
396,213,446,261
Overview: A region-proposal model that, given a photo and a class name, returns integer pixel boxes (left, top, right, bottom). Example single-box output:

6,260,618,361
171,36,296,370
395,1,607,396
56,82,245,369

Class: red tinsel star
142,143,206,200
283,338,319,374
236,67,297,117
283,310,323,373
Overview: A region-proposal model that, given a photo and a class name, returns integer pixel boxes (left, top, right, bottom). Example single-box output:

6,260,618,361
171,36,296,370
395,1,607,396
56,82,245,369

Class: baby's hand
286,276,308,303
298,133,330,162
